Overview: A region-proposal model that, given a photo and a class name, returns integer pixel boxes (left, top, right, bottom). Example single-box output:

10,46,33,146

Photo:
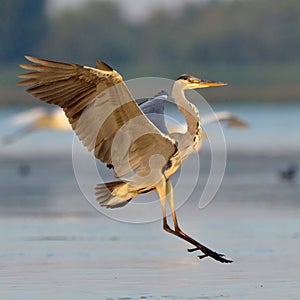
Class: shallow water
0,103,300,299
0,155,300,299
1,209,300,300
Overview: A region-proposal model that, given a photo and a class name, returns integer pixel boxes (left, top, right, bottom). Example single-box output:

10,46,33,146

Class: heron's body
19,56,232,263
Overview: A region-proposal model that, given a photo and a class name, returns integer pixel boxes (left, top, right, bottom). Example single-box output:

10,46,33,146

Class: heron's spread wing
19,56,177,178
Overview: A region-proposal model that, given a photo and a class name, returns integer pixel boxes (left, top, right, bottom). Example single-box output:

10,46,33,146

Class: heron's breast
164,151,182,179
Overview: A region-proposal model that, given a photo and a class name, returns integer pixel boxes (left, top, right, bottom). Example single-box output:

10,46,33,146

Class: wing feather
19,56,177,179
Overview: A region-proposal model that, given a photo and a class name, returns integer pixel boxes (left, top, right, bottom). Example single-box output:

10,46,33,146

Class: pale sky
46,0,211,21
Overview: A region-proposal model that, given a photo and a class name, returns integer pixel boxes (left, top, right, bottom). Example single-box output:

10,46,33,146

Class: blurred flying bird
202,111,248,128
138,90,248,133
2,107,71,144
162,102,248,134
19,56,232,263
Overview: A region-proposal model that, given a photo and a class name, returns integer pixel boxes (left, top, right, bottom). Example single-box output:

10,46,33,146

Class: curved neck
171,81,202,141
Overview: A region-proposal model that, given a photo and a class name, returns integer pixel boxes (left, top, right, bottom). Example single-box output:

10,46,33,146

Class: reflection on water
0,102,300,299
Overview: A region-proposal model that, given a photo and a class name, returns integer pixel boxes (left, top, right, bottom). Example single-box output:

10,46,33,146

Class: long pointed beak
204,81,227,87
198,80,228,88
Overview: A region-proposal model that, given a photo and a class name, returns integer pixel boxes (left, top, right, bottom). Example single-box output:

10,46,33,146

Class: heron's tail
95,181,134,208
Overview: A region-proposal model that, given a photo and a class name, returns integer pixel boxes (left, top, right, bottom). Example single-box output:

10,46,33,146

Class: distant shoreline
2,62,300,104
1,85,299,106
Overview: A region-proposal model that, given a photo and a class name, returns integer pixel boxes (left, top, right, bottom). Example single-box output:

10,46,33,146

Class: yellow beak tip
213,82,228,87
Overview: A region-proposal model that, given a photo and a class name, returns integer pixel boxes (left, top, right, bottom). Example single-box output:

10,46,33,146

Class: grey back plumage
139,91,169,135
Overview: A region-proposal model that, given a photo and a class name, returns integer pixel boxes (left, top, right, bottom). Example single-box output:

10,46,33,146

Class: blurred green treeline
1,0,300,104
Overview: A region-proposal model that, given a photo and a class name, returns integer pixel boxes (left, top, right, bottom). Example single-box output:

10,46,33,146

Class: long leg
166,180,232,263
156,178,177,235
157,178,232,263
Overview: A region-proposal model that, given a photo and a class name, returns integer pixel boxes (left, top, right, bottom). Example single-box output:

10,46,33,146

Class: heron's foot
188,247,202,253
188,247,224,256
187,247,232,263
198,254,208,259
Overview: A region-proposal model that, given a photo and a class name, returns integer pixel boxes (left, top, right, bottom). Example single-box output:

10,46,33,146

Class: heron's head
176,74,227,90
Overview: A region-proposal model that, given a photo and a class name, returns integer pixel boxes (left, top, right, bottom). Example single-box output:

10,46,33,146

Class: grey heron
19,56,232,263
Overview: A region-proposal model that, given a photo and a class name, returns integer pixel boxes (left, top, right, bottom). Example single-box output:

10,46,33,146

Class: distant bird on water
279,164,298,182
18,56,233,263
